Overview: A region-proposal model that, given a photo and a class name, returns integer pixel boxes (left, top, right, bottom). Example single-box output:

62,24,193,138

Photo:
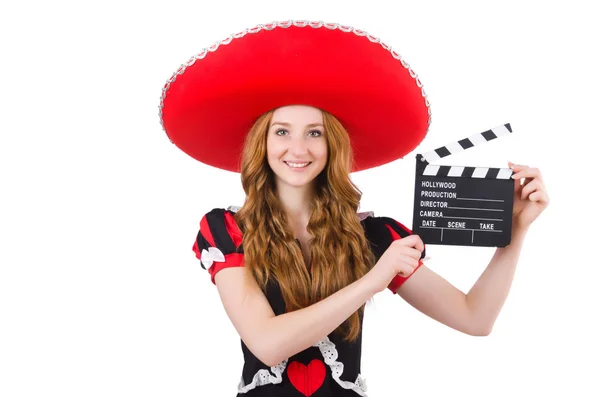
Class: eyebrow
270,122,324,128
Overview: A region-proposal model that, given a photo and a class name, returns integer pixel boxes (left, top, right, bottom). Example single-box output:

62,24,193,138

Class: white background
1,0,598,396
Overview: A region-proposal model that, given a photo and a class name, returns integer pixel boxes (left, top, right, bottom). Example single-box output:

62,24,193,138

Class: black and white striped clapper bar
412,124,515,247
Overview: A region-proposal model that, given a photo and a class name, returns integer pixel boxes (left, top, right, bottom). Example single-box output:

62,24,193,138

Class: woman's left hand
509,161,550,231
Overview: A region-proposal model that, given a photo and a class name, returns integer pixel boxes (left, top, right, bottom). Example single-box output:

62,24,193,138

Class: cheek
314,142,328,161
265,137,275,155
266,140,282,161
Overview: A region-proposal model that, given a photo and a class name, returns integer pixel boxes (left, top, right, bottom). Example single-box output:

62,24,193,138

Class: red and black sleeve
192,208,245,284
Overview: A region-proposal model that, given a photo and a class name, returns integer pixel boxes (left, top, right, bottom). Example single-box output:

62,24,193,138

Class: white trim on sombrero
158,20,432,139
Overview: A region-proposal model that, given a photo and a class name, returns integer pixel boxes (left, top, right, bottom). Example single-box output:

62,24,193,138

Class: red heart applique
287,359,326,396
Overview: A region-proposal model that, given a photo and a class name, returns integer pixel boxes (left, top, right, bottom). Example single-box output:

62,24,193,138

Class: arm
215,266,375,367
396,226,528,336
396,162,548,335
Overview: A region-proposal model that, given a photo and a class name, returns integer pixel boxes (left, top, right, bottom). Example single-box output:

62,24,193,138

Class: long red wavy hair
234,108,376,342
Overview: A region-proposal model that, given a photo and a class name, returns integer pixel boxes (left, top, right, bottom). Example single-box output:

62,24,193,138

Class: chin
275,170,320,188
281,177,317,188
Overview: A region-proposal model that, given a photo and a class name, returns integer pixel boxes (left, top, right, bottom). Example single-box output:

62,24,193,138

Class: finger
397,254,419,270
397,247,423,261
398,266,418,278
511,167,542,182
520,179,542,200
529,190,550,206
399,234,425,252
411,247,423,260
397,262,418,277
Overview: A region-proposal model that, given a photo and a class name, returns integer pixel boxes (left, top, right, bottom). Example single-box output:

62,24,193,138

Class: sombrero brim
159,21,431,173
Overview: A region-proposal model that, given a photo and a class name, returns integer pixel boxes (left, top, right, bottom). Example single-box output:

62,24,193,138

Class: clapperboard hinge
416,123,514,179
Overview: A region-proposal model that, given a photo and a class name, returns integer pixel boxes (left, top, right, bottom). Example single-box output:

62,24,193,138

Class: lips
284,161,311,168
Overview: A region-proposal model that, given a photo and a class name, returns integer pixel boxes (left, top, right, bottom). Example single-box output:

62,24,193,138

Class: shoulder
193,206,243,259
197,206,243,245
193,206,245,283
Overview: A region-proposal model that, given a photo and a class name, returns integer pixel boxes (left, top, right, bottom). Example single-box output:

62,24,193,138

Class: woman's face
266,105,328,188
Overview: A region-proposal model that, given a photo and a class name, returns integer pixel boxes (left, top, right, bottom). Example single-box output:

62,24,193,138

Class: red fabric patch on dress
287,359,326,396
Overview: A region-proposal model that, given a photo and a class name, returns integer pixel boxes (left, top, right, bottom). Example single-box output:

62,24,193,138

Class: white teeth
284,161,310,168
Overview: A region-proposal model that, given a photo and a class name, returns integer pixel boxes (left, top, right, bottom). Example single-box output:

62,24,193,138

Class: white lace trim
357,211,374,221
315,336,368,396
237,359,288,394
237,338,368,396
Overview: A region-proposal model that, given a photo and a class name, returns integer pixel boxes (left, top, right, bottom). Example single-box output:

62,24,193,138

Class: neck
275,181,315,228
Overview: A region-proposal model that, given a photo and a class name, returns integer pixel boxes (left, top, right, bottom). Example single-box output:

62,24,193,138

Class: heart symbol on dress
287,359,326,396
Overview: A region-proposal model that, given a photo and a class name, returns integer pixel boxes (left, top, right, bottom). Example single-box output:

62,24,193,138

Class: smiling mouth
284,161,312,168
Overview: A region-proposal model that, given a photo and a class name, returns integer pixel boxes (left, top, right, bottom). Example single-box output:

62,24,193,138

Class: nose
289,135,309,156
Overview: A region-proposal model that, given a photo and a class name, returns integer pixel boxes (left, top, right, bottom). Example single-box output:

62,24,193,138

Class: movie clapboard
412,124,514,247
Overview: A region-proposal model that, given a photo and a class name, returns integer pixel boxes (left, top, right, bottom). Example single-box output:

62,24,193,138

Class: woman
160,21,549,397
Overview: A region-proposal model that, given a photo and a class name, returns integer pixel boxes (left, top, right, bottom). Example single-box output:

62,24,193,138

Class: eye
274,128,322,137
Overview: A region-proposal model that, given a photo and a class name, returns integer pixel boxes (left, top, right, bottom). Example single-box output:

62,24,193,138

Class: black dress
193,207,424,396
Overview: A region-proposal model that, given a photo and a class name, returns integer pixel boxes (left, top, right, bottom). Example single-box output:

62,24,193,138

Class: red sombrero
159,20,431,173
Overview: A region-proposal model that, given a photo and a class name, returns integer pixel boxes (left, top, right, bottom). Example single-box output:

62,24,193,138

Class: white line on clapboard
444,216,503,221
447,206,503,211
457,197,504,202
421,226,503,232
